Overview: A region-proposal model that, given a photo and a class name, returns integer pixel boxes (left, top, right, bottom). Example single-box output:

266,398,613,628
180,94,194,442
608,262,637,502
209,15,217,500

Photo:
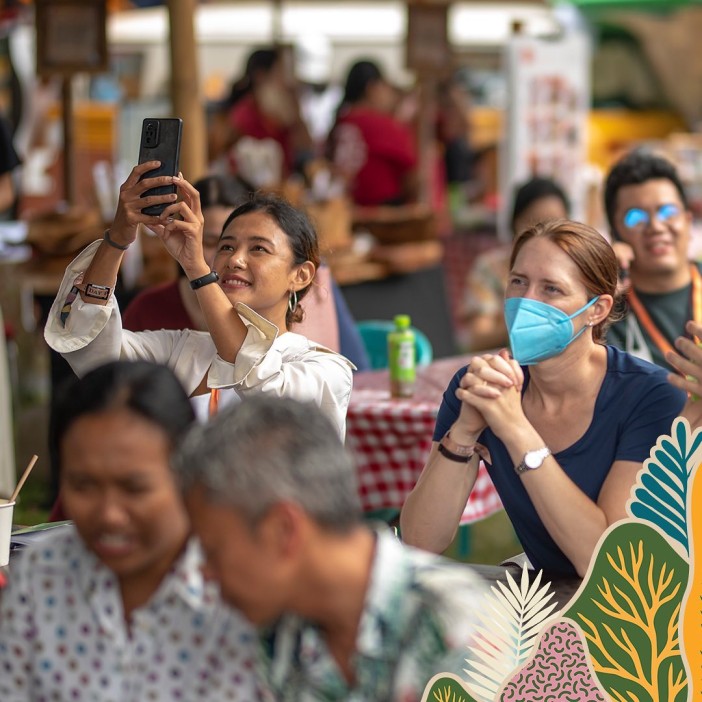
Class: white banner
500,32,590,240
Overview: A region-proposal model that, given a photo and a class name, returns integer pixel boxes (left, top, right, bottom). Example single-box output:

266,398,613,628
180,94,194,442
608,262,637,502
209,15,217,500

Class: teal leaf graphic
627,418,700,554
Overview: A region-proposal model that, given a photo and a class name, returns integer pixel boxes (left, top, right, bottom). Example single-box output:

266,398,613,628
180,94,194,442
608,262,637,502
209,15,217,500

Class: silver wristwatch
514,447,551,475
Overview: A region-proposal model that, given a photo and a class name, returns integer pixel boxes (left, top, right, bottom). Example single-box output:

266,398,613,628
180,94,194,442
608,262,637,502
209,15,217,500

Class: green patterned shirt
257,530,486,702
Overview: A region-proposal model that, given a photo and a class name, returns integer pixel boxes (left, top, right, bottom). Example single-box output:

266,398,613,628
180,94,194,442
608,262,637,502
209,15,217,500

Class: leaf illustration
463,564,559,701
420,673,478,702
564,521,688,702
627,417,700,554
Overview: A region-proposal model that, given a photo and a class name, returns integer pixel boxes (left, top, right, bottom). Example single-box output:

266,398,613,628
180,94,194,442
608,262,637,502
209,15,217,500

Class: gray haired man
174,396,485,702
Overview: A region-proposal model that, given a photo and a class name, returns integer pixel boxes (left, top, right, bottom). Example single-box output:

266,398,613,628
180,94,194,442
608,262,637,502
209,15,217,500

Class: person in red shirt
227,48,313,177
329,60,418,207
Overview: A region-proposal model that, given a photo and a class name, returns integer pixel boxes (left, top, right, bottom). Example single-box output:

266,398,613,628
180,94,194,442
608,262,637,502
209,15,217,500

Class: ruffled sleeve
42,241,207,392
44,241,118,356
209,303,355,438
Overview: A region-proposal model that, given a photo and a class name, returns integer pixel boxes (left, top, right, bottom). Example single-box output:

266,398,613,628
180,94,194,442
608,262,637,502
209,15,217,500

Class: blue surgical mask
504,296,599,365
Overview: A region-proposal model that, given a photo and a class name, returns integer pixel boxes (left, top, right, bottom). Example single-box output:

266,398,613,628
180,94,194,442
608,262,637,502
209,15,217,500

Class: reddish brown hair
510,219,621,342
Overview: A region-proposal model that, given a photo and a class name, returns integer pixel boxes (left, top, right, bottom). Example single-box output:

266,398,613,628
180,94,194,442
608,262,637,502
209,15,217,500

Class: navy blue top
433,345,686,575
330,278,371,371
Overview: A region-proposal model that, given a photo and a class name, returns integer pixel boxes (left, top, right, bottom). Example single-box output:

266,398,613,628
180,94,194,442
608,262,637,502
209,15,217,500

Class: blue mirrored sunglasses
622,203,681,230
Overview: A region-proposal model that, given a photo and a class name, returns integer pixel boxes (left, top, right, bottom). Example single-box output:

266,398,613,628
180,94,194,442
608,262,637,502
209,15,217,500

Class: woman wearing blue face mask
401,219,686,577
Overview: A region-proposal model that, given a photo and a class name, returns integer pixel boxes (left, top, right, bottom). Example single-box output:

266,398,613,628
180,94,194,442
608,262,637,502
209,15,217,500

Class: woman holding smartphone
44,162,354,436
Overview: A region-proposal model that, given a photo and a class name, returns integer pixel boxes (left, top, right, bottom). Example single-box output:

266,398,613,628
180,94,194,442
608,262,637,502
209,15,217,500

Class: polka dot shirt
0,528,259,701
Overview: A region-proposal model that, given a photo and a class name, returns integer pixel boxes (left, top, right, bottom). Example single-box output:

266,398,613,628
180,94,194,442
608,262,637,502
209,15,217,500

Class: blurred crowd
1,34,702,702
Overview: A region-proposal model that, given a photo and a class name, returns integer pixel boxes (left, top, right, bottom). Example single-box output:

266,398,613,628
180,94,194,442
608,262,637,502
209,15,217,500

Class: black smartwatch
189,271,220,290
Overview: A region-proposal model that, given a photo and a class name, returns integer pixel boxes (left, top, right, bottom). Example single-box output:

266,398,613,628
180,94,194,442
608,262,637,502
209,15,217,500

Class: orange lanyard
209,388,219,417
627,264,702,365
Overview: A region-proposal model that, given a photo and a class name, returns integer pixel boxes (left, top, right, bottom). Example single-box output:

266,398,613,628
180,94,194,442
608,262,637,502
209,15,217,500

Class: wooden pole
271,0,283,44
167,0,206,181
417,75,437,206
61,76,74,205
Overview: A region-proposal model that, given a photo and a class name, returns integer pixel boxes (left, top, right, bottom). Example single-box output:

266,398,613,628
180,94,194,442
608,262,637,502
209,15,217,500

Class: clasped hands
454,349,526,440
111,161,208,279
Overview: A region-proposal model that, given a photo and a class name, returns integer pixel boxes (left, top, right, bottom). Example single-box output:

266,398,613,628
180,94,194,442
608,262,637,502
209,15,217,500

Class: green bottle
388,314,416,398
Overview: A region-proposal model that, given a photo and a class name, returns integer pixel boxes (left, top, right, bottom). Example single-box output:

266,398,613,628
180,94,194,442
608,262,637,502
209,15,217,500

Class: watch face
525,449,546,469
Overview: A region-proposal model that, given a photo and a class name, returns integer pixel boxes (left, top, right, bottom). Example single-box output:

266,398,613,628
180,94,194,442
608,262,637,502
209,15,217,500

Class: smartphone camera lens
144,121,159,148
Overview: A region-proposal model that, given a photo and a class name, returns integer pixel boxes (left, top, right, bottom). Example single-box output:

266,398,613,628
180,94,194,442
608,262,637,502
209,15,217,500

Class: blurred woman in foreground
0,361,257,700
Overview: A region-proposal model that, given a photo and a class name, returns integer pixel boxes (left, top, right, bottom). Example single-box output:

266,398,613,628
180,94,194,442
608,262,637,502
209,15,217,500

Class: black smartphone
137,117,183,216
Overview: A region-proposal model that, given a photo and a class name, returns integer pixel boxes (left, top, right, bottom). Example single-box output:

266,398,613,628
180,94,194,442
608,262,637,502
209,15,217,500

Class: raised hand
666,320,702,430
152,175,208,280
111,162,179,247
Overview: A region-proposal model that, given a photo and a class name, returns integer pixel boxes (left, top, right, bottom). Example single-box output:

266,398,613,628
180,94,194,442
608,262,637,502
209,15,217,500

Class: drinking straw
9,454,38,503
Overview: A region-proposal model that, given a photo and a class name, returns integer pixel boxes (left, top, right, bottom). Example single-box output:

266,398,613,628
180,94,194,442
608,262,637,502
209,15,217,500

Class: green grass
365,508,521,565
11,473,51,528
443,509,521,565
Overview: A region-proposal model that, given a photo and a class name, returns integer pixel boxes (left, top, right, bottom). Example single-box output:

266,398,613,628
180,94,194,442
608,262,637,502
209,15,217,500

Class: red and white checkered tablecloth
347,357,503,525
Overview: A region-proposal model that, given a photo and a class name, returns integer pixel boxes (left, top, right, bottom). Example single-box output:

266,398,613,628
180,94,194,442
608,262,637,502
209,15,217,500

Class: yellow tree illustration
564,523,688,702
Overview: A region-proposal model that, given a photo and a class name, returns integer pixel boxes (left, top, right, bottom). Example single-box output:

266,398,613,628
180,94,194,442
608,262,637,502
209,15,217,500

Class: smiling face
213,211,314,329
613,178,691,286
60,410,189,592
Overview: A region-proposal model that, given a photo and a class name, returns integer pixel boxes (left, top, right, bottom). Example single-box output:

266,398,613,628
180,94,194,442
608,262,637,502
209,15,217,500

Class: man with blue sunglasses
604,150,701,371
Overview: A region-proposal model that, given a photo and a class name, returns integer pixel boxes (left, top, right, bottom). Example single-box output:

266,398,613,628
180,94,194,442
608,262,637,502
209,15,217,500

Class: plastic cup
0,499,15,567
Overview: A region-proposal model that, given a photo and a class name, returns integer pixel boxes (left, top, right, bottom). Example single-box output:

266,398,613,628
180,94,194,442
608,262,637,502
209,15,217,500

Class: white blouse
44,241,355,438
0,528,260,701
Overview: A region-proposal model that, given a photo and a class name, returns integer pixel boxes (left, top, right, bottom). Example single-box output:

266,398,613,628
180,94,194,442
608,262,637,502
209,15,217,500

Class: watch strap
438,442,475,463
73,281,113,300
190,271,220,290
438,432,482,464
